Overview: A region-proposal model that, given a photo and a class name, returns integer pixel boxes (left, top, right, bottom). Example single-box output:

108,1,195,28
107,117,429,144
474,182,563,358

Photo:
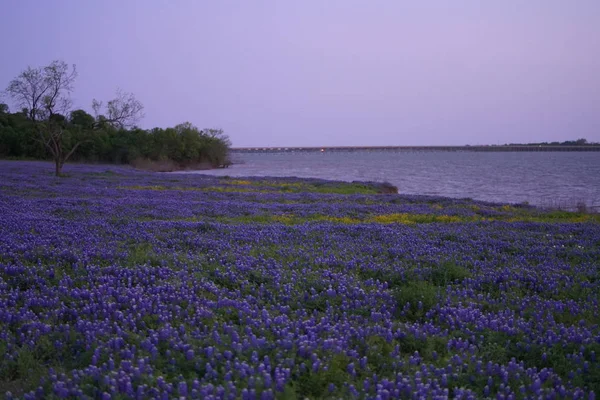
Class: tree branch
63,140,90,164
92,89,144,129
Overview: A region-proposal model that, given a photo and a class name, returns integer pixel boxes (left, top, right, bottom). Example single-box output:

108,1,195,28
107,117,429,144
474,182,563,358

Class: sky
1,1,599,147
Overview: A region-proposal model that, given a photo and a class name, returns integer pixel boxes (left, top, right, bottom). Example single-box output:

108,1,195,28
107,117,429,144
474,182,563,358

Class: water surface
178,151,600,208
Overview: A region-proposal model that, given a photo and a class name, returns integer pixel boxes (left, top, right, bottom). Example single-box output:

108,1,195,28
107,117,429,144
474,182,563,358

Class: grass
151,211,599,226
118,181,381,195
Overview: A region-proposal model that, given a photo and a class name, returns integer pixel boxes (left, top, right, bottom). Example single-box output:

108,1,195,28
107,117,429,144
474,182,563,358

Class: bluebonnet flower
0,161,598,398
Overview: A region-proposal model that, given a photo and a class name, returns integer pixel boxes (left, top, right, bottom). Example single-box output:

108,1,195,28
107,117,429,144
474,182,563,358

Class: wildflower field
0,161,599,399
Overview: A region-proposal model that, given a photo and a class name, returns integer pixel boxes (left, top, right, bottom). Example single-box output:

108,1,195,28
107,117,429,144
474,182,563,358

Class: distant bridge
231,145,600,153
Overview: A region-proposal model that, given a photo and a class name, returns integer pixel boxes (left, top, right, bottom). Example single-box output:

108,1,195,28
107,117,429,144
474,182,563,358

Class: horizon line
231,144,600,150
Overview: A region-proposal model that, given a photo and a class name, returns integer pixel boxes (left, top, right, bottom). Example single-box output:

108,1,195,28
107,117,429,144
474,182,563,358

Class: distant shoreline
231,145,600,153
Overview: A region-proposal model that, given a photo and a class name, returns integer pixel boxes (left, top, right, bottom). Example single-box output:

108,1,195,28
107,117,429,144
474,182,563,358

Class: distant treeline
505,139,597,146
0,107,230,170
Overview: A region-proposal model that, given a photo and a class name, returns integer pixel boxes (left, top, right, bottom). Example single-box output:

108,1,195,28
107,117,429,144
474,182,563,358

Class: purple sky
2,1,599,146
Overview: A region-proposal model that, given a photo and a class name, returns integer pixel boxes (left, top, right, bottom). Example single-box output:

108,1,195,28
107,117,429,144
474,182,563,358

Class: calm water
180,151,600,208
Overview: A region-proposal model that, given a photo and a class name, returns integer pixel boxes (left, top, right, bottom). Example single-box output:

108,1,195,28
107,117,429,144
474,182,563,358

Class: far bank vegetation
1,60,231,175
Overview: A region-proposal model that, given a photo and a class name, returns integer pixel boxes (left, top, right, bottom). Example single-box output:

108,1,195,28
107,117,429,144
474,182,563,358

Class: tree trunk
55,159,62,176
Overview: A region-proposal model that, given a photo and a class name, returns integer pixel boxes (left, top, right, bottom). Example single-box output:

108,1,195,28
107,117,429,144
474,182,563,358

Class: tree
40,114,87,176
41,61,77,118
70,109,95,129
2,61,231,171
6,60,77,122
92,89,144,129
6,65,48,121
204,128,231,146
5,60,81,175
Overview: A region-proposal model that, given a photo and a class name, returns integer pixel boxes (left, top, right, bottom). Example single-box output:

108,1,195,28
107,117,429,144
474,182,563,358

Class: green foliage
301,183,379,195
0,110,231,169
378,261,468,322
70,109,95,129
393,280,442,321
396,333,448,360
429,261,472,286
125,243,161,267
293,354,350,399
477,332,600,392
0,112,45,159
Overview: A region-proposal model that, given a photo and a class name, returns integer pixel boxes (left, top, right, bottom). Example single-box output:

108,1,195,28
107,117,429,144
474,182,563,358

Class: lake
178,151,600,208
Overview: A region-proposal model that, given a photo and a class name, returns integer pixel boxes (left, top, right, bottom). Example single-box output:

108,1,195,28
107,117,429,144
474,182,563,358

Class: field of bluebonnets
0,160,599,399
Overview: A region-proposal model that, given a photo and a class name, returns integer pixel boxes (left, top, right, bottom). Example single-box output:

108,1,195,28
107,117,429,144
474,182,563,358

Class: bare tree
92,89,144,129
6,60,76,121
204,128,231,146
5,60,80,176
41,116,86,176
6,66,48,121
41,61,77,118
